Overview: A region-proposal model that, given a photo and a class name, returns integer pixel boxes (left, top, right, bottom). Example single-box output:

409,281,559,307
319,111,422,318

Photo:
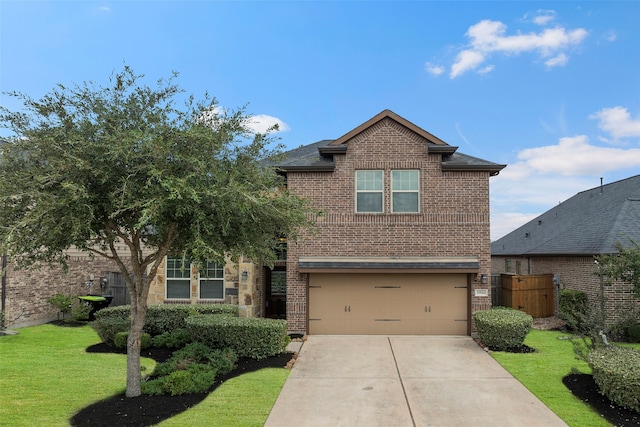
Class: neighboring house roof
274,110,506,175
492,174,640,256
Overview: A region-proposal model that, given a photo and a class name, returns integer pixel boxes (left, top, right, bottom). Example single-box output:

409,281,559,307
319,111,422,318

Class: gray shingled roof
492,174,640,256
272,140,335,170
273,139,504,172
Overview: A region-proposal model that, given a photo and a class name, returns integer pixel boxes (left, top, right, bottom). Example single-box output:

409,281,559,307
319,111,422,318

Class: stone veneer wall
4,256,127,328
147,256,261,318
284,118,494,334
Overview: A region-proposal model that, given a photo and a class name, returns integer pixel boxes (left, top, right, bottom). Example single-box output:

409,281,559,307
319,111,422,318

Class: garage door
308,273,468,335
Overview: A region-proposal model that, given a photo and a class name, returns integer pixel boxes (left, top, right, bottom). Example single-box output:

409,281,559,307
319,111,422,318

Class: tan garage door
308,273,468,335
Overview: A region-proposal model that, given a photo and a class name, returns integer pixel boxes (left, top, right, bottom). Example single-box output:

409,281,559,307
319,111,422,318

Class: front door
265,268,286,319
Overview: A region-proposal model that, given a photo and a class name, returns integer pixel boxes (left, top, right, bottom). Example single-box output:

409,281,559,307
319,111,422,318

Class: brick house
491,174,640,323
5,110,505,333
148,110,505,335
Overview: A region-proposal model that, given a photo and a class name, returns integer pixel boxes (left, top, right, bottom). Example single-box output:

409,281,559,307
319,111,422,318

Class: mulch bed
563,373,640,427
70,344,294,427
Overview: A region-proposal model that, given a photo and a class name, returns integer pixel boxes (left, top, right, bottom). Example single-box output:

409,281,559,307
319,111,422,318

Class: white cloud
425,62,445,76
491,212,539,241
247,114,290,134
545,53,568,68
531,10,556,26
590,106,640,142
518,135,640,176
490,106,640,239
197,106,290,134
450,50,485,78
447,17,587,78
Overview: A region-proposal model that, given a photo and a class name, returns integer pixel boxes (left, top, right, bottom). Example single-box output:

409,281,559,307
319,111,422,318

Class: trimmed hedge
114,331,152,349
92,304,239,344
473,307,533,351
91,316,130,346
589,346,640,413
185,315,289,359
145,304,238,336
558,289,588,332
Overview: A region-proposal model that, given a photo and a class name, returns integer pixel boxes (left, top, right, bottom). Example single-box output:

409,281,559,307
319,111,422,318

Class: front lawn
0,324,288,427
491,329,640,427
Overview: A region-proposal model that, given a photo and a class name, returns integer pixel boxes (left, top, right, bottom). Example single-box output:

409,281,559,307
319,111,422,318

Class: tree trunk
125,292,148,397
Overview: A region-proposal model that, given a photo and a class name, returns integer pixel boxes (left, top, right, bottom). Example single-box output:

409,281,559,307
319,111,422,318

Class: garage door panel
308,273,468,335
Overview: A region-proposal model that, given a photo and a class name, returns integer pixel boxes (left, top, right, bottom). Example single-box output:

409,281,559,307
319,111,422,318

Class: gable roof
275,110,506,175
492,174,640,256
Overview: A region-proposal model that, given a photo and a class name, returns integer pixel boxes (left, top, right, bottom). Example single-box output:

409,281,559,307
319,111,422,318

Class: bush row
186,315,289,359
589,346,640,413
473,307,532,350
92,304,239,345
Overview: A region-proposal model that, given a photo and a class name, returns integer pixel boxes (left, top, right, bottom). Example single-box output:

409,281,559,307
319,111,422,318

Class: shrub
114,331,152,349
142,343,237,396
558,289,588,332
46,293,74,317
629,323,640,343
608,306,640,342
143,364,218,396
186,315,289,359
154,343,237,377
93,305,130,322
473,307,533,351
95,304,238,337
589,346,640,413
91,316,130,346
152,329,191,349
145,304,238,335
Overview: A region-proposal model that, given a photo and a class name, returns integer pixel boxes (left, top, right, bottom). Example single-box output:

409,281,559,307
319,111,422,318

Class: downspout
1,254,7,313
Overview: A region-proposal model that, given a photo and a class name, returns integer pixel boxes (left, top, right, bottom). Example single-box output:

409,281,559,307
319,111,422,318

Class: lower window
199,261,225,300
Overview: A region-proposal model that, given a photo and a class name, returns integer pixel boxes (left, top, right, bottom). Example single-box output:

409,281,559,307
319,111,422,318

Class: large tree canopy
0,67,317,396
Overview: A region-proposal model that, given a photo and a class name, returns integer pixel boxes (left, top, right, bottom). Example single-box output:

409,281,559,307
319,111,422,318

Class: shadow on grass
70,344,293,427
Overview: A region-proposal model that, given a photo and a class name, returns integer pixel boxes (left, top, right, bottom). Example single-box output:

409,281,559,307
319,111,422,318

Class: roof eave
442,163,507,176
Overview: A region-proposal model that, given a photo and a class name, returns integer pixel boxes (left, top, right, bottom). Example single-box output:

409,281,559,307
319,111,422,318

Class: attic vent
525,232,531,238
538,220,542,225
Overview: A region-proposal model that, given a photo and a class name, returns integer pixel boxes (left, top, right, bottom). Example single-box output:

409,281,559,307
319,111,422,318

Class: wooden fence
500,274,554,318
105,271,130,306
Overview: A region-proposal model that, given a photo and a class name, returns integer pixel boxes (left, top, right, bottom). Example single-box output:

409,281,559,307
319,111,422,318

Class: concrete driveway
265,335,568,427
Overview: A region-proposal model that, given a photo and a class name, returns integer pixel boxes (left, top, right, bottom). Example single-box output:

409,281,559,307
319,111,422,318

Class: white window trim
198,261,225,300
165,257,192,300
391,169,420,213
355,170,384,213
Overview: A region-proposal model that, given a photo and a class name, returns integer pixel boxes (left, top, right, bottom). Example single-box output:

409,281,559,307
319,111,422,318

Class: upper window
166,257,191,299
199,261,225,300
391,170,419,213
356,170,383,213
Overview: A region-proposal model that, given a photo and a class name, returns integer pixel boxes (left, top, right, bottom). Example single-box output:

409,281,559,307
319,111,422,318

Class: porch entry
265,267,286,319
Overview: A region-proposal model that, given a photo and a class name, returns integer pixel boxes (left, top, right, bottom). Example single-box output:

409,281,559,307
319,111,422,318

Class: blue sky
2,1,639,240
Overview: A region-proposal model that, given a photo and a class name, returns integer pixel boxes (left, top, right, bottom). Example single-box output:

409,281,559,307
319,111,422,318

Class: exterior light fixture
480,274,488,285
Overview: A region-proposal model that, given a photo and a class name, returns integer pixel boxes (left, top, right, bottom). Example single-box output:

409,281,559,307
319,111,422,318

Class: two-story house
149,110,505,335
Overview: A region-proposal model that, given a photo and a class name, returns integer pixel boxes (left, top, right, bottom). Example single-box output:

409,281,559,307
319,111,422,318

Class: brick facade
3,255,126,328
285,118,494,333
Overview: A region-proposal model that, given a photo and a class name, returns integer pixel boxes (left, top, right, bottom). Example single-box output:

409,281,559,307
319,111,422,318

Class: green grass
0,324,289,427
491,329,640,427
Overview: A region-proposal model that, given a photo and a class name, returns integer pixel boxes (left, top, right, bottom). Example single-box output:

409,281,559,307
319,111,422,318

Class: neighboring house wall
4,255,125,328
492,255,637,324
285,118,493,333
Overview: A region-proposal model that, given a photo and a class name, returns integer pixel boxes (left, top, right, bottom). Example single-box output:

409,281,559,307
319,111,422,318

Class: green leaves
597,239,640,297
